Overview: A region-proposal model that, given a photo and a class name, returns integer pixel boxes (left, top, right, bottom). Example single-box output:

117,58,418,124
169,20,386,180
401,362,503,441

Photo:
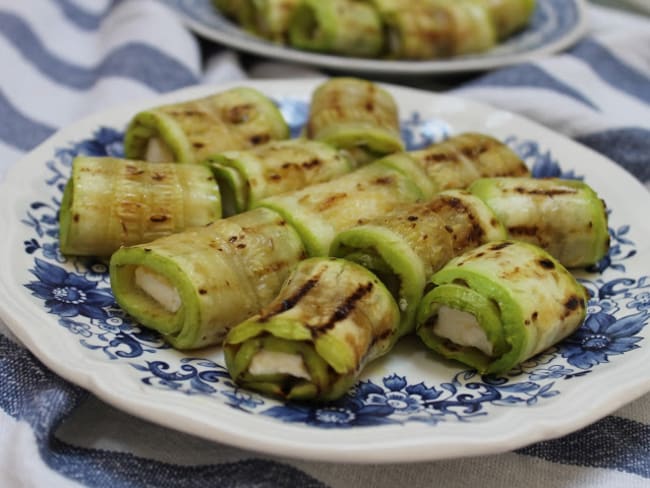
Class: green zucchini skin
289,0,384,58
469,177,610,268
479,0,537,40
109,208,306,350
237,0,301,43
408,132,530,193
257,152,434,257
206,139,353,216
58,157,221,257
371,0,497,59
224,257,401,401
331,189,506,336
305,77,404,166
123,87,289,164
416,240,588,374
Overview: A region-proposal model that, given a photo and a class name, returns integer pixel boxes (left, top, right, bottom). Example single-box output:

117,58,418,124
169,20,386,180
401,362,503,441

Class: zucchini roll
416,240,588,374
258,152,435,257
305,77,404,166
59,157,221,257
480,0,536,40
469,177,610,268
237,0,300,43
289,0,384,58
124,87,289,164
331,189,506,335
371,0,497,59
224,257,401,401
109,208,306,349
408,132,530,193
206,139,353,216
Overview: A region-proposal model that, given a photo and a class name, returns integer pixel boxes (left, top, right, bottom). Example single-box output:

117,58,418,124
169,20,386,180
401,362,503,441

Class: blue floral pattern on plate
21,98,649,428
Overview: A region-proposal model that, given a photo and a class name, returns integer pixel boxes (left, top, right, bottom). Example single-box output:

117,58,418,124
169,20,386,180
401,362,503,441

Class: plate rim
1,78,649,463
160,0,590,75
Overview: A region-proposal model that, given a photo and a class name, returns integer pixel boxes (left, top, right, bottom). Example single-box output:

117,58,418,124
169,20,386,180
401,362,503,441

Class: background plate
159,0,588,75
0,79,649,464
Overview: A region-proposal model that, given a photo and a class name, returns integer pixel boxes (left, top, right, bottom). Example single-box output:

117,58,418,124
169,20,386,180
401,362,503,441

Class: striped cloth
0,1,649,487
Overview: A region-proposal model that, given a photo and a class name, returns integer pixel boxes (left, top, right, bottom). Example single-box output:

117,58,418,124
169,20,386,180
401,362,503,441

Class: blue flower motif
76,127,124,157
24,238,40,254
528,365,574,381
58,317,92,337
507,138,581,180
560,311,647,369
586,298,618,316
400,113,449,150
263,396,397,428
24,258,114,319
628,291,650,312
42,242,65,262
358,374,441,416
222,389,265,410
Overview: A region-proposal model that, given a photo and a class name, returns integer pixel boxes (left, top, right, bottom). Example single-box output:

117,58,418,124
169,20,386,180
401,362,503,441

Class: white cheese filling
248,350,312,380
145,137,175,163
433,306,494,357
134,266,182,313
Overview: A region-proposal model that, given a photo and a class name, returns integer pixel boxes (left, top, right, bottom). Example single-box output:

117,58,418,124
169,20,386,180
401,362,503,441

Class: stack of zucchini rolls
58,77,609,403
213,0,536,59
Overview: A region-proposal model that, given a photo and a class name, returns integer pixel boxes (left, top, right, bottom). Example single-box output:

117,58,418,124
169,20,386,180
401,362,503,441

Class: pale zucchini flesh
58,157,221,257
305,78,404,166
224,257,400,401
124,87,289,164
469,177,610,268
206,139,353,215
408,132,529,193
416,240,588,374
109,207,306,350
330,189,506,336
257,152,434,257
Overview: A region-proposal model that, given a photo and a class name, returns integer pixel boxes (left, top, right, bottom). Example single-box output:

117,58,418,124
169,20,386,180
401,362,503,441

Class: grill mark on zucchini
260,274,322,321
428,195,485,251
511,186,577,196
538,258,555,270
226,103,253,124
312,281,375,335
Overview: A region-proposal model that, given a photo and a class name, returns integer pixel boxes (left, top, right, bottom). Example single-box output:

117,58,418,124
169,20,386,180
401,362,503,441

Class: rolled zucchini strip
331,189,506,335
206,139,353,216
237,0,300,42
109,208,306,349
289,0,384,58
305,77,404,166
479,0,536,40
371,0,496,59
258,152,435,257
124,87,289,164
416,240,588,375
469,177,610,268
224,257,401,401
58,157,221,257
408,132,529,193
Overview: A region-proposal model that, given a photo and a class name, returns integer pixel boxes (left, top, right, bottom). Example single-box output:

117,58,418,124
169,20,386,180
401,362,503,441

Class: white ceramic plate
1,79,649,464
159,0,588,75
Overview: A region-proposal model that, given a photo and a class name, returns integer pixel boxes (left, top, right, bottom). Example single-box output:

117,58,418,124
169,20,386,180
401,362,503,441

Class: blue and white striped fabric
0,1,648,487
